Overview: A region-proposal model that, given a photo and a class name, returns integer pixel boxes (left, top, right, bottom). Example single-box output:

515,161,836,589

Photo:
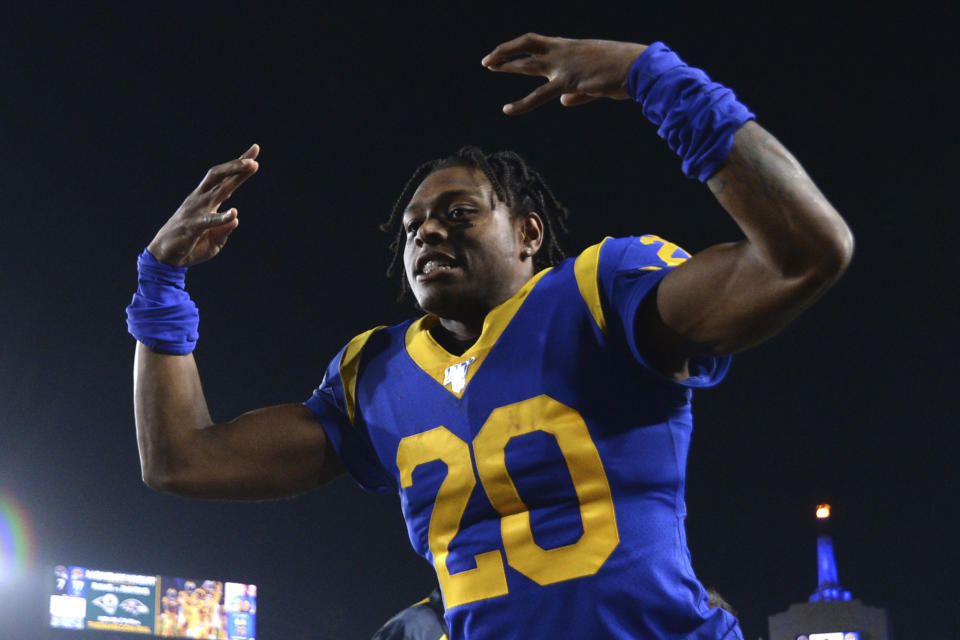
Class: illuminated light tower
808,504,852,603
767,504,892,640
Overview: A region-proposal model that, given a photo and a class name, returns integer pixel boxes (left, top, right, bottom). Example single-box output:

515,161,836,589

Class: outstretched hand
147,144,260,267
481,33,647,115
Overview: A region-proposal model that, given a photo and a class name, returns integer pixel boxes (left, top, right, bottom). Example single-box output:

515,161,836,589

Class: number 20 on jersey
397,395,621,608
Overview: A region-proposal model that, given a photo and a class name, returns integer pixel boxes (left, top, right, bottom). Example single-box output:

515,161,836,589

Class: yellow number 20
396,395,620,609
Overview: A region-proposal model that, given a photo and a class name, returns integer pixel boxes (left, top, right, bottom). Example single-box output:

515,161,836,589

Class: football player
130,34,852,640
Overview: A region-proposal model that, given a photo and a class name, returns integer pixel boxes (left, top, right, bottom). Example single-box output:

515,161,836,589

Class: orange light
816,503,831,519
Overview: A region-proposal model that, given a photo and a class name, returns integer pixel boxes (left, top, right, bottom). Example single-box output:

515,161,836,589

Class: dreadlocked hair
380,146,571,297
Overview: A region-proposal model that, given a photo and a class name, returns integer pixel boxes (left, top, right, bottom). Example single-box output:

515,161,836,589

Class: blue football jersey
306,236,743,640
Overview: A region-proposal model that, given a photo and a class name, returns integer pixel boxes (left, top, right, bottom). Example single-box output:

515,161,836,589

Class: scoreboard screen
48,565,256,639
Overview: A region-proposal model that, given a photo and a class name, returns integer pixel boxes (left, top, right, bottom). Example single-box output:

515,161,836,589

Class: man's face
402,166,533,321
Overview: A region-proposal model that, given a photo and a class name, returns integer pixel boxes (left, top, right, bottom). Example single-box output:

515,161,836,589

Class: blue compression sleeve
125,249,199,355
626,42,755,182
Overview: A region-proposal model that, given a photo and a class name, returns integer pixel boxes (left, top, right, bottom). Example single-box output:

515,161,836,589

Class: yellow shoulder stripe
574,238,610,334
339,326,385,426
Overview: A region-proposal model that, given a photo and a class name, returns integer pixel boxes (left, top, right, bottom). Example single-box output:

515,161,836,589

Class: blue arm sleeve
598,236,731,387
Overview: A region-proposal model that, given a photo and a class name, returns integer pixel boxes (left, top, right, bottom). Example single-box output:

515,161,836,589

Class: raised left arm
483,34,853,376
640,121,853,374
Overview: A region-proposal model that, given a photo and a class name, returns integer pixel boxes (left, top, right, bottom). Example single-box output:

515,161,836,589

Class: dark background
1,2,956,638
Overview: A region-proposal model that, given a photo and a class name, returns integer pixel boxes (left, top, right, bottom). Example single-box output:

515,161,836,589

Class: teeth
422,259,454,275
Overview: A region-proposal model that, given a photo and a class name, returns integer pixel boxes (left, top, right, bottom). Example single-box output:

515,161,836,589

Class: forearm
621,40,851,275
127,146,340,499
707,121,854,282
133,343,214,490
651,123,854,358
629,53,853,358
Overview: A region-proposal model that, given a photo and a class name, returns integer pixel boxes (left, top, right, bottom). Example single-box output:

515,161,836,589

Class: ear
518,211,544,258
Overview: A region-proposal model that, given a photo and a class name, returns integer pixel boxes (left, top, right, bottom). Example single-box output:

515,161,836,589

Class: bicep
640,239,830,362
169,403,344,499
633,123,851,369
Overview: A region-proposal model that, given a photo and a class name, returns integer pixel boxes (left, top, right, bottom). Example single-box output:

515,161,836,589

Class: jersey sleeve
595,235,731,387
304,328,397,494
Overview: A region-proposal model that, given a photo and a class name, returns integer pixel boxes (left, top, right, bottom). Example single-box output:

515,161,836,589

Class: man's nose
415,216,447,245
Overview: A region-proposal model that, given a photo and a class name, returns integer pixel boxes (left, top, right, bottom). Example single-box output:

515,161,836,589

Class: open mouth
416,253,460,278
421,259,457,275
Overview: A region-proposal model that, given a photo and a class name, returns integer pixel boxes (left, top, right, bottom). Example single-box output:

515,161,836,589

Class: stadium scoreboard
48,564,256,639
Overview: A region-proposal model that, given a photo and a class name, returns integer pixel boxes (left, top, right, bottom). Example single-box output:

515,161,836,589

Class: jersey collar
404,268,551,399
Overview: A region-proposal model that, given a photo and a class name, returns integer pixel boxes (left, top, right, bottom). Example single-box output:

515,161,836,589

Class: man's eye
449,207,474,219
405,220,421,234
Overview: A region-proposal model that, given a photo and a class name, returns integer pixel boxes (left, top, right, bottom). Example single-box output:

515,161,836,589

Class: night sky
1,2,956,639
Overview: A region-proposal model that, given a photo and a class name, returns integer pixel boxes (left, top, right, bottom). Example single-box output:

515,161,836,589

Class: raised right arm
131,145,342,500
133,343,341,500
134,346,341,499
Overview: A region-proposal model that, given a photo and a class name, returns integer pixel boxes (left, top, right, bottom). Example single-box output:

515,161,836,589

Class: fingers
197,157,258,196
190,146,260,214
485,35,645,115
483,54,546,77
482,32,551,68
560,93,598,107
483,33,568,114
197,145,260,194
208,161,259,208
206,215,240,249
186,208,239,233
503,79,563,115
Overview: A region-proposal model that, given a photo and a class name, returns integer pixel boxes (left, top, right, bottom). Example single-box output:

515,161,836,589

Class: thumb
208,216,240,248
188,208,238,232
